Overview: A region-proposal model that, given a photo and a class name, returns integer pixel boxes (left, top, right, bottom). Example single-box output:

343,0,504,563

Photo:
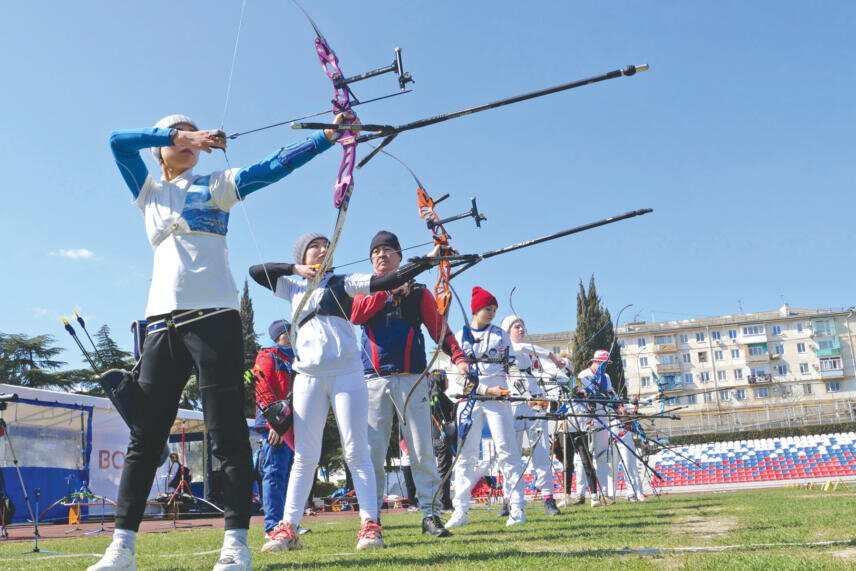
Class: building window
814,320,834,336
662,374,679,387
703,392,714,403
728,329,738,339
617,339,626,348
717,370,727,381
825,381,841,393
774,344,784,355
666,396,680,405
771,325,782,335
700,371,711,383
734,369,743,380
655,335,674,344
637,337,646,347
753,387,770,398
820,357,842,371
774,364,788,375
712,330,721,340
714,350,724,361
719,390,731,401
818,339,837,351
799,363,809,374
682,353,691,364
660,354,677,365
795,322,803,333
639,357,648,367
641,376,651,387
695,332,706,342
796,342,806,353
621,358,627,368
552,346,562,354
684,373,694,384
742,325,765,336
802,383,813,395
678,333,689,343
685,394,697,405
731,349,740,359
781,385,793,397
698,352,708,362
735,389,747,400
748,345,766,356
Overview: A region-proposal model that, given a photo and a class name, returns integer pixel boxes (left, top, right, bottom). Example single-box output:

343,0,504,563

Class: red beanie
471,286,498,314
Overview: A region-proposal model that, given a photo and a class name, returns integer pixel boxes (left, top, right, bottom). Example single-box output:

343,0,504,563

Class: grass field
1,488,854,570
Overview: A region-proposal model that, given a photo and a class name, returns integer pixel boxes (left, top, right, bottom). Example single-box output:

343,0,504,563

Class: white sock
223,529,248,548
112,529,136,552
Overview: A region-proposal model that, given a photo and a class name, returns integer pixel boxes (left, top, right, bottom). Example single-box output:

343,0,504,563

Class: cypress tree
240,280,261,371
571,276,627,396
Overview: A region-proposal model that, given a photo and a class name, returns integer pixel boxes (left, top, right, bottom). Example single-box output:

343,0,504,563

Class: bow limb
287,0,358,348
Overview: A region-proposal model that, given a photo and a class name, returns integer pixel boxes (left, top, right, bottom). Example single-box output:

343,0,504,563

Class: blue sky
2,1,854,367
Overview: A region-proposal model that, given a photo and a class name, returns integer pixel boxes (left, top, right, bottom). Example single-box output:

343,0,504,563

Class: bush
666,421,856,447
313,481,337,498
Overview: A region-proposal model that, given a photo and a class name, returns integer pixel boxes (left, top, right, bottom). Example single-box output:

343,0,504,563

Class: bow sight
424,195,486,231
334,47,414,102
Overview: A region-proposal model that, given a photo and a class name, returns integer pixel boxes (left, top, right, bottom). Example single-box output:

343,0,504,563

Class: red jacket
253,346,294,449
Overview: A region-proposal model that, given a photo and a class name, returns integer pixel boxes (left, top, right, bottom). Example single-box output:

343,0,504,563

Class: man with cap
91,112,349,571
251,320,300,552
499,314,572,516
575,349,620,507
350,230,470,538
445,287,527,529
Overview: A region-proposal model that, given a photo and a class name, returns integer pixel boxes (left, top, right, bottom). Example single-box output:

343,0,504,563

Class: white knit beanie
500,315,524,333
150,114,197,162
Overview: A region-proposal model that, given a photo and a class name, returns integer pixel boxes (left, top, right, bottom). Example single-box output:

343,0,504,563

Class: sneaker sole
356,540,385,550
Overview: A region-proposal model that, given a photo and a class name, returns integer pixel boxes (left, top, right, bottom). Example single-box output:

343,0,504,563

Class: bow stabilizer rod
428,197,486,230
294,63,649,165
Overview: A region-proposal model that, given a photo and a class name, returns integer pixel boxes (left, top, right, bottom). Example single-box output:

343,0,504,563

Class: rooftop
616,304,853,335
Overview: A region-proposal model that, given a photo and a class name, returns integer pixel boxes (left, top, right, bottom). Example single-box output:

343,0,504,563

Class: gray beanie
293,232,328,264
151,114,197,162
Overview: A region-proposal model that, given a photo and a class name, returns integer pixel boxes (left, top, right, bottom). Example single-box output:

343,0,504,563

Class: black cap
369,230,401,257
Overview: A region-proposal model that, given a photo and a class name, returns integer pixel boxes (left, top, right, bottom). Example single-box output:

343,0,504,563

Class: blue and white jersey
110,127,331,317
454,323,515,390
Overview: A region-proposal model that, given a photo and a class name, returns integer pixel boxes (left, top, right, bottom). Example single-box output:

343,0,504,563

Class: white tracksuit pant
282,371,378,524
576,417,609,495
607,422,644,499
366,373,442,517
502,402,552,499
452,400,524,512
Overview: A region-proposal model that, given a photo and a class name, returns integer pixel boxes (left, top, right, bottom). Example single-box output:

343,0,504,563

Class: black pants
401,466,417,507
554,431,598,494
114,309,253,531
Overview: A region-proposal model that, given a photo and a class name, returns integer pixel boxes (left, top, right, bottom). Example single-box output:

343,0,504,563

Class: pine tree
0,332,75,390
571,276,627,396
94,325,134,371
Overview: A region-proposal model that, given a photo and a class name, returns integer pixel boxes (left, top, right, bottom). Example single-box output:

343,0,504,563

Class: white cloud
52,248,95,260
34,307,50,318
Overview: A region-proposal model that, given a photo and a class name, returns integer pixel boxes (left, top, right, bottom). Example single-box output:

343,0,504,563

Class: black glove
262,399,293,437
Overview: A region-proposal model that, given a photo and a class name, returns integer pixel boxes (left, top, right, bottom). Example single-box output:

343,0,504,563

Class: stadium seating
493,432,856,495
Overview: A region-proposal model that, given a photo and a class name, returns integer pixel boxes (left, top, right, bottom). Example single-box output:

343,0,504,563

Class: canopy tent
0,384,252,524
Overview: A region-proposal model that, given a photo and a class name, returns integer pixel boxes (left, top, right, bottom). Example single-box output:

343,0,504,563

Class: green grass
1,488,854,569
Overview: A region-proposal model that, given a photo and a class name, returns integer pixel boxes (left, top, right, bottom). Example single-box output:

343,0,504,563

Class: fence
651,400,856,438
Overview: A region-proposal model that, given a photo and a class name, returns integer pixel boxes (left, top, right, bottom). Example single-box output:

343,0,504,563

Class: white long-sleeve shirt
274,273,372,376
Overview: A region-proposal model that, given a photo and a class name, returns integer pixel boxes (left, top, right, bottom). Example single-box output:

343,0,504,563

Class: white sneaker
445,509,468,528
505,509,525,527
355,519,384,550
213,543,251,570
87,544,136,571
636,494,647,502
590,498,601,508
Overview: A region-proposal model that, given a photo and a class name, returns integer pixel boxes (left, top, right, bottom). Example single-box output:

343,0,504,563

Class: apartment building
616,305,856,410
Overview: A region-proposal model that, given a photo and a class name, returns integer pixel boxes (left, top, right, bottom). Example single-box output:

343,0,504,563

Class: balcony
820,368,844,380
815,347,842,357
653,343,677,354
745,352,771,364
748,374,772,384
656,363,681,374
